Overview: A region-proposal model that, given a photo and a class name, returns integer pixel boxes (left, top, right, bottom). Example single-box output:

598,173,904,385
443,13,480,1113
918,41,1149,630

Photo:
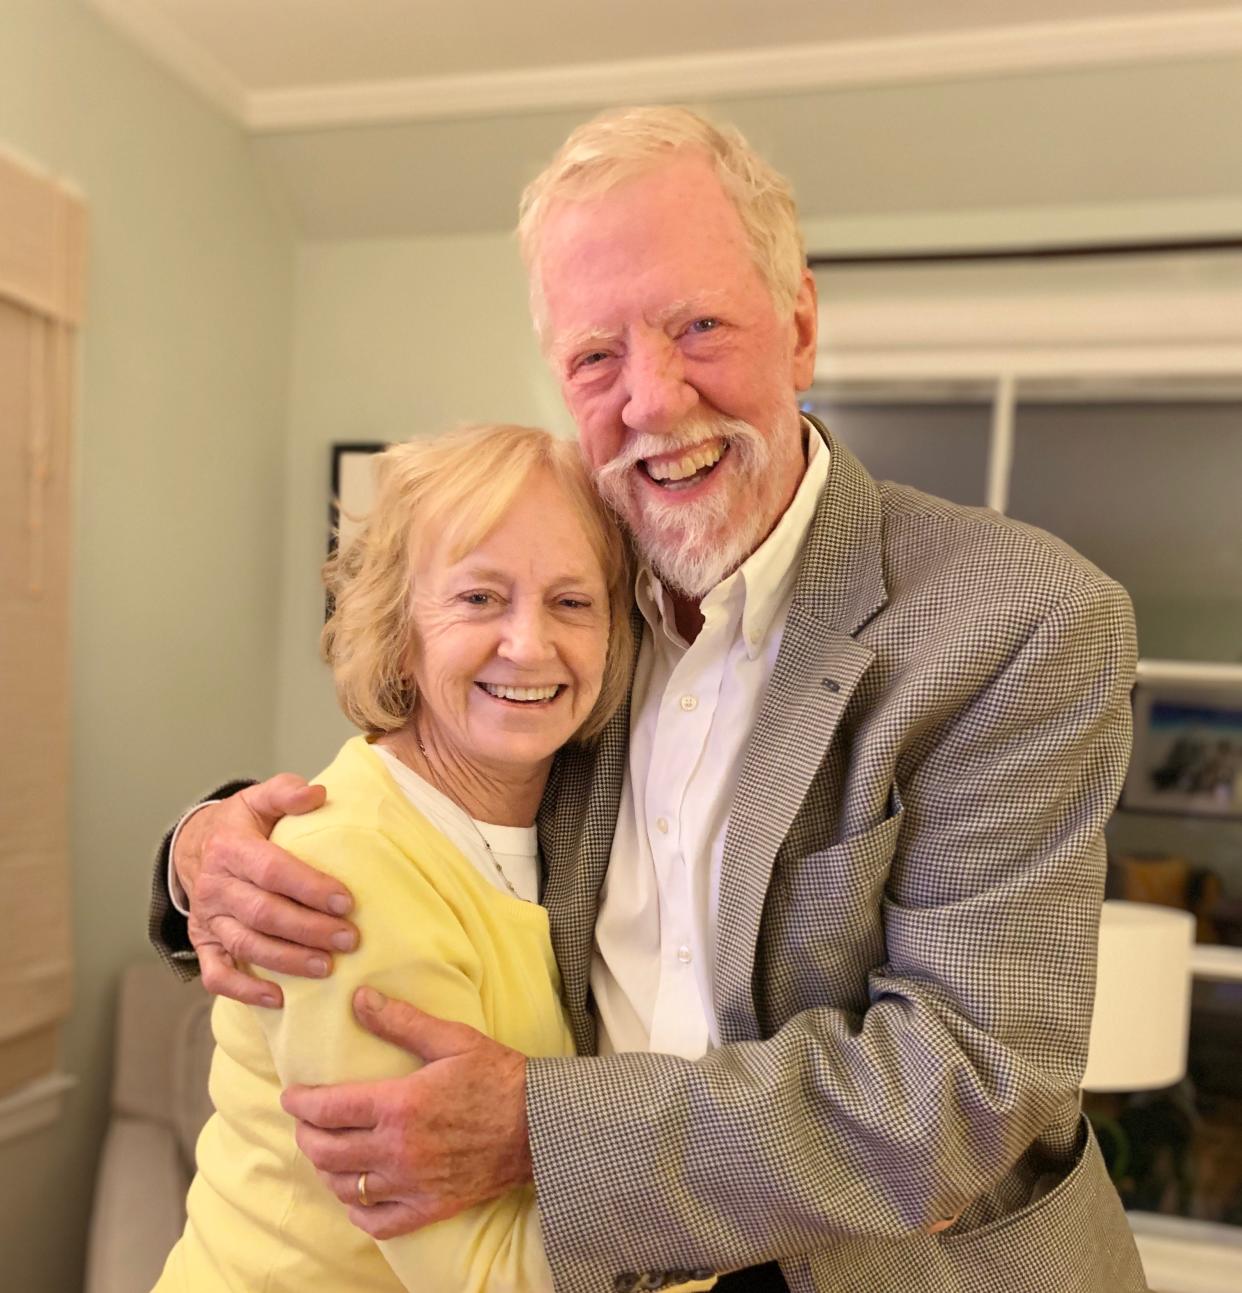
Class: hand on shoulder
175,773,358,1007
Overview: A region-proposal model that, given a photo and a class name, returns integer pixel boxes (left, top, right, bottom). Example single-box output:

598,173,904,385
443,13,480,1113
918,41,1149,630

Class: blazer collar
795,413,889,637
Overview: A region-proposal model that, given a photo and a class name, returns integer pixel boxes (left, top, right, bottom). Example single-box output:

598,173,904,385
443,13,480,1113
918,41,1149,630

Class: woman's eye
461,592,494,606
687,318,719,334
559,597,590,610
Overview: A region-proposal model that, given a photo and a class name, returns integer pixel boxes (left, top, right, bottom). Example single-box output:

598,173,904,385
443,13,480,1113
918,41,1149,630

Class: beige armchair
85,962,214,1293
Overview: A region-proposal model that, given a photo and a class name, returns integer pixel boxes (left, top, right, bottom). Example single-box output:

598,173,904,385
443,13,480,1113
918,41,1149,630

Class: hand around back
173,773,357,1006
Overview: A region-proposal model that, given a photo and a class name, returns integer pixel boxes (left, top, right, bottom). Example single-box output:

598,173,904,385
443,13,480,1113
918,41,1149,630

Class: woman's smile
476,681,567,705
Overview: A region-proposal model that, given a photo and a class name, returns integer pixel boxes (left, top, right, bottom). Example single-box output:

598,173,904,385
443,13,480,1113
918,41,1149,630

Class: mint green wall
0,3,294,1289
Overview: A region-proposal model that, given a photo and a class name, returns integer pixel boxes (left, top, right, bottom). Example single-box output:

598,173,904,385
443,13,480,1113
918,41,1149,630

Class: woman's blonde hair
322,424,632,742
518,104,805,336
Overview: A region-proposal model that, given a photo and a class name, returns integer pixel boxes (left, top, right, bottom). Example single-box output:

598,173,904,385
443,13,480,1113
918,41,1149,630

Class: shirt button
656,817,669,834
676,945,693,964
679,694,698,711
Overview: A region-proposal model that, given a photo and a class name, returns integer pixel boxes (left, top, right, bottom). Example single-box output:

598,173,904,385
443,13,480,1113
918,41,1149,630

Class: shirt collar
634,418,831,658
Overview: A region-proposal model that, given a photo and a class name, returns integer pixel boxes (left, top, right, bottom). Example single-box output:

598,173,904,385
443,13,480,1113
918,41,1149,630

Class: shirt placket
645,604,731,1059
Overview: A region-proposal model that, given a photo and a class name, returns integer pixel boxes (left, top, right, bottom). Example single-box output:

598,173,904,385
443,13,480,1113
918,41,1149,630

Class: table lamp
1081,900,1195,1092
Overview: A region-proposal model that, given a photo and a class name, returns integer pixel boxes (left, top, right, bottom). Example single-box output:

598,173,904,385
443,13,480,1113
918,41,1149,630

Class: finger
197,942,283,1009
318,1168,394,1208
926,1212,961,1235
200,869,357,954
352,988,480,1061
240,774,327,834
282,1080,382,1129
205,912,337,979
293,1123,376,1174
217,833,355,921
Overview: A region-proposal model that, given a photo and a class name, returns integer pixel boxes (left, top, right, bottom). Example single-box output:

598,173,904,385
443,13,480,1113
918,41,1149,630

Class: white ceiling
85,0,1242,128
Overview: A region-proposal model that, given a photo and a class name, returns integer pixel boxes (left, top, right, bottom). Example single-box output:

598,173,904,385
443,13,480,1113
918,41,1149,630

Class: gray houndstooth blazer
527,419,1148,1293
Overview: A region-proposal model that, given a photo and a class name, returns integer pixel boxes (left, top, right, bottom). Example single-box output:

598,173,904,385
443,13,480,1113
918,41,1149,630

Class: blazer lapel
714,421,889,1042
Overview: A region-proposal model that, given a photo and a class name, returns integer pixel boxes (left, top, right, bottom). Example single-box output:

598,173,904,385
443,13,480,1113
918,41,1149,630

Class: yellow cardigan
155,735,574,1292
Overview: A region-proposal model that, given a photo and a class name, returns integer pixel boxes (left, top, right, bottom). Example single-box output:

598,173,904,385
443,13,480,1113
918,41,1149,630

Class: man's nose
621,336,696,435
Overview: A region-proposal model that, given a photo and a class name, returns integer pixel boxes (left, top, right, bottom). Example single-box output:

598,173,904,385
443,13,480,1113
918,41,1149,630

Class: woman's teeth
481,683,560,702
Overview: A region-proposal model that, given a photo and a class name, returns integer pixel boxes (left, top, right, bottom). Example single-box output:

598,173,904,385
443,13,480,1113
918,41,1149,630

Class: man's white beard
593,417,774,599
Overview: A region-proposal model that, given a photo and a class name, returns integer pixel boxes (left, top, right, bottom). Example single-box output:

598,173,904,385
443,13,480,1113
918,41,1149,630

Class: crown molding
86,0,248,122
85,4,1242,133
246,9,1242,131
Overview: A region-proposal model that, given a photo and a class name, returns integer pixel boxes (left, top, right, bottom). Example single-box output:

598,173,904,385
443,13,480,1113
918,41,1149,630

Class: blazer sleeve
251,823,557,1293
525,575,1137,1290
147,779,257,980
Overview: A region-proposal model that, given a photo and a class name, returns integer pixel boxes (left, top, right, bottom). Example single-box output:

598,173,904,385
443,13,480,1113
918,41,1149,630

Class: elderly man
152,107,1146,1293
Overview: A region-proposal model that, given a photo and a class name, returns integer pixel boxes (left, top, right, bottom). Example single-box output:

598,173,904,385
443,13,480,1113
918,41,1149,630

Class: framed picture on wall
327,442,388,615
1121,662,1242,819
329,442,388,555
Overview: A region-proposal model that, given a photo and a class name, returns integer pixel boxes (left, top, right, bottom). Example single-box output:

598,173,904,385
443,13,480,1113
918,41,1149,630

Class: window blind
0,147,86,1097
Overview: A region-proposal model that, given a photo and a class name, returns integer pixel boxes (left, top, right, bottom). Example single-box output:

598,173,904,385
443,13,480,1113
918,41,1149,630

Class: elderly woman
154,424,698,1292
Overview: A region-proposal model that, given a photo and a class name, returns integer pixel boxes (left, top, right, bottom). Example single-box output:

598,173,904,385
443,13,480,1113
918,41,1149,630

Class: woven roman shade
0,147,86,1097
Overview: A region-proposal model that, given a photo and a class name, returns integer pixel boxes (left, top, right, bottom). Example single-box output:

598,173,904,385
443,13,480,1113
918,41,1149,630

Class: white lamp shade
1081,900,1195,1093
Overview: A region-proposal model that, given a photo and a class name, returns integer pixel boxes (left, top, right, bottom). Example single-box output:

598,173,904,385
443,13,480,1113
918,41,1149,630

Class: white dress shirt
592,427,830,1059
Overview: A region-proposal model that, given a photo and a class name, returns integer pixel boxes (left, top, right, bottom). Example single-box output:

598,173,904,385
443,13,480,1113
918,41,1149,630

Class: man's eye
576,350,610,370
688,318,719,334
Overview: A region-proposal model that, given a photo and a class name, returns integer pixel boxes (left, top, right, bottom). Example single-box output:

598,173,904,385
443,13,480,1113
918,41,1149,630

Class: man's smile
638,438,729,491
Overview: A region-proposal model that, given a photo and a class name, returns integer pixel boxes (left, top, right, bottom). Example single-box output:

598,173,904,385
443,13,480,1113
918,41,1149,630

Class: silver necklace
415,736,528,902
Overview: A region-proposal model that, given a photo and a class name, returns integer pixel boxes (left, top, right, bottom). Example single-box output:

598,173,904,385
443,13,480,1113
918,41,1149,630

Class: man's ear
790,269,818,392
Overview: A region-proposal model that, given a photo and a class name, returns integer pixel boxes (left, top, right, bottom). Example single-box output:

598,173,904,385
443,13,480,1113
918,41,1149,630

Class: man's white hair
518,105,806,338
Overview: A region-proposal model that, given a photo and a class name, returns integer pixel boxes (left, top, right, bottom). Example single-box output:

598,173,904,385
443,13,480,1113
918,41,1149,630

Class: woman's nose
498,607,556,664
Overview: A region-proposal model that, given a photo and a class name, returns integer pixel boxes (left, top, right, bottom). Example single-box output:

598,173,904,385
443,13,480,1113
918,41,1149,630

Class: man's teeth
644,440,725,483
482,683,560,702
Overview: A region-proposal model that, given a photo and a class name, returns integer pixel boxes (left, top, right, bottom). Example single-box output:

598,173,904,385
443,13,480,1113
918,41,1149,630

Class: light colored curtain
0,147,86,1097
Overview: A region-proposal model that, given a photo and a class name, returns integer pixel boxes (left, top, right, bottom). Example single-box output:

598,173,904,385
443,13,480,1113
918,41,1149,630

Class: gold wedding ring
357,1170,372,1208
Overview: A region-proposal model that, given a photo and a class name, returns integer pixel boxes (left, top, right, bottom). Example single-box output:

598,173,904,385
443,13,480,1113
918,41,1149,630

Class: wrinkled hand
177,774,357,1007
281,988,531,1239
